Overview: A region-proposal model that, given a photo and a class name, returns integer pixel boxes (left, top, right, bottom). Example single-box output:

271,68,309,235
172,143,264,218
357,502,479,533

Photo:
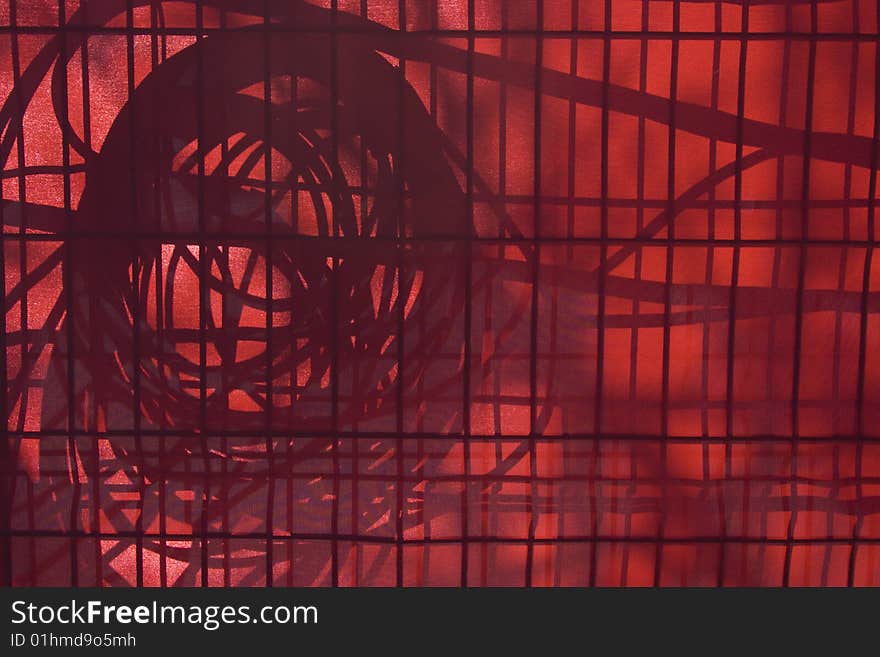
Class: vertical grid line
623,0,651,585
286,32,299,587
329,0,341,588
57,0,80,588
760,0,793,582
723,0,752,587
413,0,428,586
460,0,474,588
125,0,147,589
395,0,407,589
826,2,864,586
525,0,544,588
849,0,880,587
590,0,612,588
783,0,818,588
706,1,723,586
263,0,275,587
351,0,369,588
0,0,12,588
555,0,579,588
654,0,681,587
195,0,210,588
0,63,7,586
78,0,96,586
217,4,231,587
147,9,168,587
9,3,36,587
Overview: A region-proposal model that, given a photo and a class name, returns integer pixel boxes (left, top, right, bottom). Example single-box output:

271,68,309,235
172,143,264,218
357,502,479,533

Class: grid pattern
2,0,880,587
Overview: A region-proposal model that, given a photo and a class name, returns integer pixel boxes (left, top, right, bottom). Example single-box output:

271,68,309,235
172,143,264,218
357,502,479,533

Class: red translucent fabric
2,0,879,586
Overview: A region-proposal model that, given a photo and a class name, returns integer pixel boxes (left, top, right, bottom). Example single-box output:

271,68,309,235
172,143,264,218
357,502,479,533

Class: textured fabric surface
1,0,879,586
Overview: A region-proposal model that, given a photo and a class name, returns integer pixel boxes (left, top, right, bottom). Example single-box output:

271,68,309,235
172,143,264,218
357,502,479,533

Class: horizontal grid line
3,530,877,545
4,232,880,247
8,429,880,443
0,25,879,40
12,470,880,487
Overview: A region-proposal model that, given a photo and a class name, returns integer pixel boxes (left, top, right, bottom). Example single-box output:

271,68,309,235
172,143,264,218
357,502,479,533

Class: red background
2,0,880,586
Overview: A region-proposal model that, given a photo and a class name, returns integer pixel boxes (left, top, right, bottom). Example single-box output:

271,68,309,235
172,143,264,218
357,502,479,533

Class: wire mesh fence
1,0,879,586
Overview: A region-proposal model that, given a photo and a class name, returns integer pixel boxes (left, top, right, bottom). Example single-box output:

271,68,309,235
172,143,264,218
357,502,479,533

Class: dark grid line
8,0,34,587
0,0,16,587
554,0,579,588
13,232,880,246
329,0,341,588
395,0,406,589
217,1,232,587
460,0,475,588
6,529,880,545
352,0,366,583
195,0,210,588
655,0,681,587
722,0,752,587
849,0,880,588
415,0,438,589
3,25,880,40
830,1,862,586
262,0,274,587
150,17,170,586
706,0,723,588
10,190,880,209
12,428,880,442
526,0,543,589
622,0,649,587
55,0,80,588
124,0,148,589
13,458,880,486
783,0,818,587
589,0,613,589
0,84,6,586
758,0,793,584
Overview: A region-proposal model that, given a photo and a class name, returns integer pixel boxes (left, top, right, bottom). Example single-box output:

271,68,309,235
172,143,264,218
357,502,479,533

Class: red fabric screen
1,0,879,586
